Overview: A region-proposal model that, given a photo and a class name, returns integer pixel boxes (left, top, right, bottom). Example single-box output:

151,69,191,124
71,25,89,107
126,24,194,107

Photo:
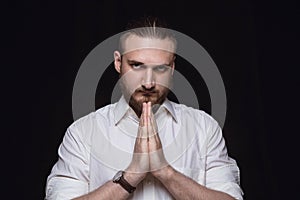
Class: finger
149,109,158,137
146,102,152,139
144,102,148,127
149,109,156,130
137,126,148,139
137,103,147,139
148,102,152,121
148,101,151,118
148,109,162,150
139,102,145,127
141,103,148,138
148,118,155,138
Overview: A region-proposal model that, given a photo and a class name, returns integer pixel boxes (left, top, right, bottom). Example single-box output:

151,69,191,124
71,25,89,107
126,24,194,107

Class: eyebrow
127,59,144,65
127,59,172,66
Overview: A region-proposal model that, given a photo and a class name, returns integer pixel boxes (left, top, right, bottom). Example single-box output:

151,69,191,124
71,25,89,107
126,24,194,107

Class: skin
114,37,175,117
73,36,235,200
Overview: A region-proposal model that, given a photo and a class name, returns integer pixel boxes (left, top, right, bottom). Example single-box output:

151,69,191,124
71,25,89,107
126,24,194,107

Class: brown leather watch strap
119,174,136,193
113,171,136,193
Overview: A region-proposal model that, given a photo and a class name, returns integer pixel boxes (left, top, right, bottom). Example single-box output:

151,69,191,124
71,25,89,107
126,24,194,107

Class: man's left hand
145,102,169,175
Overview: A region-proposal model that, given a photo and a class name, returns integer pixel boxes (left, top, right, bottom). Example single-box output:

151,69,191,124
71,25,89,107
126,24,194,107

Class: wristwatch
113,171,136,193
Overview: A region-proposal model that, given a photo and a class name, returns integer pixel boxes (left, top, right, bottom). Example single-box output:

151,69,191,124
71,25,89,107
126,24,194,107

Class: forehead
122,35,175,64
122,35,176,55
123,48,174,65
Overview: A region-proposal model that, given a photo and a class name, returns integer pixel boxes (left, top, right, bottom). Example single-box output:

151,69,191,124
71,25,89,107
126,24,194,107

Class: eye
131,64,141,69
154,65,169,72
130,63,146,70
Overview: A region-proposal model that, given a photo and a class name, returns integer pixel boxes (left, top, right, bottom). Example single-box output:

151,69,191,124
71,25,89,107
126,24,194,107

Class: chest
88,117,207,192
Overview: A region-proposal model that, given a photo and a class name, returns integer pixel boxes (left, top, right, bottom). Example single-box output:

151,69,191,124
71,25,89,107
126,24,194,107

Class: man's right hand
124,102,149,186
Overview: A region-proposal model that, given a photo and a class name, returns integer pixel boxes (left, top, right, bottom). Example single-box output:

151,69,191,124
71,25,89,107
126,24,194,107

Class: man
45,16,243,199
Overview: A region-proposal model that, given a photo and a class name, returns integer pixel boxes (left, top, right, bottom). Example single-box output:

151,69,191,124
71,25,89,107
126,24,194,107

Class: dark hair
118,16,177,54
125,15,169,30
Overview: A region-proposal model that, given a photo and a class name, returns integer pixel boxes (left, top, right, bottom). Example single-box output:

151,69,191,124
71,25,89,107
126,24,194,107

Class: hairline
118,27,177,55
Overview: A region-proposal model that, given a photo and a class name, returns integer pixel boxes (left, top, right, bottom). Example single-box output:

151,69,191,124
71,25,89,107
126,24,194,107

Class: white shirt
45,96,243,199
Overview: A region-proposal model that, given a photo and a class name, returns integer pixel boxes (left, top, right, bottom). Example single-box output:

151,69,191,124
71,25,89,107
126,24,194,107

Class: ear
114,51,122,73
171,55,176,75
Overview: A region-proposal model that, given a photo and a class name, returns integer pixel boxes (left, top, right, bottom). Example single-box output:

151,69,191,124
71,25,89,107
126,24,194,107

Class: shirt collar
114,95,130,125
161,98,178,123
113,95,178,125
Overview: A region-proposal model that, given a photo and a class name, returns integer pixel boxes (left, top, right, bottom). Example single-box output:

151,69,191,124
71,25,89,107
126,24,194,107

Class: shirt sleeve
45,124,90,200
205,118,244,200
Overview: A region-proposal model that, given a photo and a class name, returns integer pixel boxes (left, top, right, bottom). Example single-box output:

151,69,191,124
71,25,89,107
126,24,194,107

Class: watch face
113,171,123,182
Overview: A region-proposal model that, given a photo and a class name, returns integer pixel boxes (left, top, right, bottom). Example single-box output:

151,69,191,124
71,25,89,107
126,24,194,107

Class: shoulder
170,101,215,122
170,101,220,130
66,103,117,141
70,103,116,128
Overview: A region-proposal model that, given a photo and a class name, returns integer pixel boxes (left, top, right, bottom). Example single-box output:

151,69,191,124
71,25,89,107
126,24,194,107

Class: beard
121,84,170,117
130,89,169,117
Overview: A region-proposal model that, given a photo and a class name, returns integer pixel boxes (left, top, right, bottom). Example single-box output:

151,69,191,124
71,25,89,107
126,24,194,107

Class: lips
138,90,156,95
141,91,155,95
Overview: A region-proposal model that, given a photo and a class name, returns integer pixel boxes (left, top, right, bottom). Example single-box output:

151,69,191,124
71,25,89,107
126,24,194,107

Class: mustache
135,88,157,93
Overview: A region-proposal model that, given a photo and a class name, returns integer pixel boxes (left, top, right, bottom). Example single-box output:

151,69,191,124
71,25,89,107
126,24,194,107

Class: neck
128,99,143,118
128,99,164,118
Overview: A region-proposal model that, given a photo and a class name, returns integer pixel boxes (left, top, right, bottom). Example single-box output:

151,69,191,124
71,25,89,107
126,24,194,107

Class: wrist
112,170,136,194
123,171,147,187
151,165,174,181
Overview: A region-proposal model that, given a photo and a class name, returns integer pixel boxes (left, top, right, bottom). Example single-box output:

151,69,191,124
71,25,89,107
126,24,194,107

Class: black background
3,0,299,199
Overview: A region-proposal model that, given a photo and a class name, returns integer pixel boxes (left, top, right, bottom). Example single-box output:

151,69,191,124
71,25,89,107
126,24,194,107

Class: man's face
114,36,175,115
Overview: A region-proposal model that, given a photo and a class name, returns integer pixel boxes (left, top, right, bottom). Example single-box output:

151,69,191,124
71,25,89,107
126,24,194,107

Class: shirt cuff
45,176,88,200
206,164,243,199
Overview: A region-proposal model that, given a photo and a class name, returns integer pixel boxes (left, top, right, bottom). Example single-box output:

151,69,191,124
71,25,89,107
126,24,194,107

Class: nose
142,68,155,89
